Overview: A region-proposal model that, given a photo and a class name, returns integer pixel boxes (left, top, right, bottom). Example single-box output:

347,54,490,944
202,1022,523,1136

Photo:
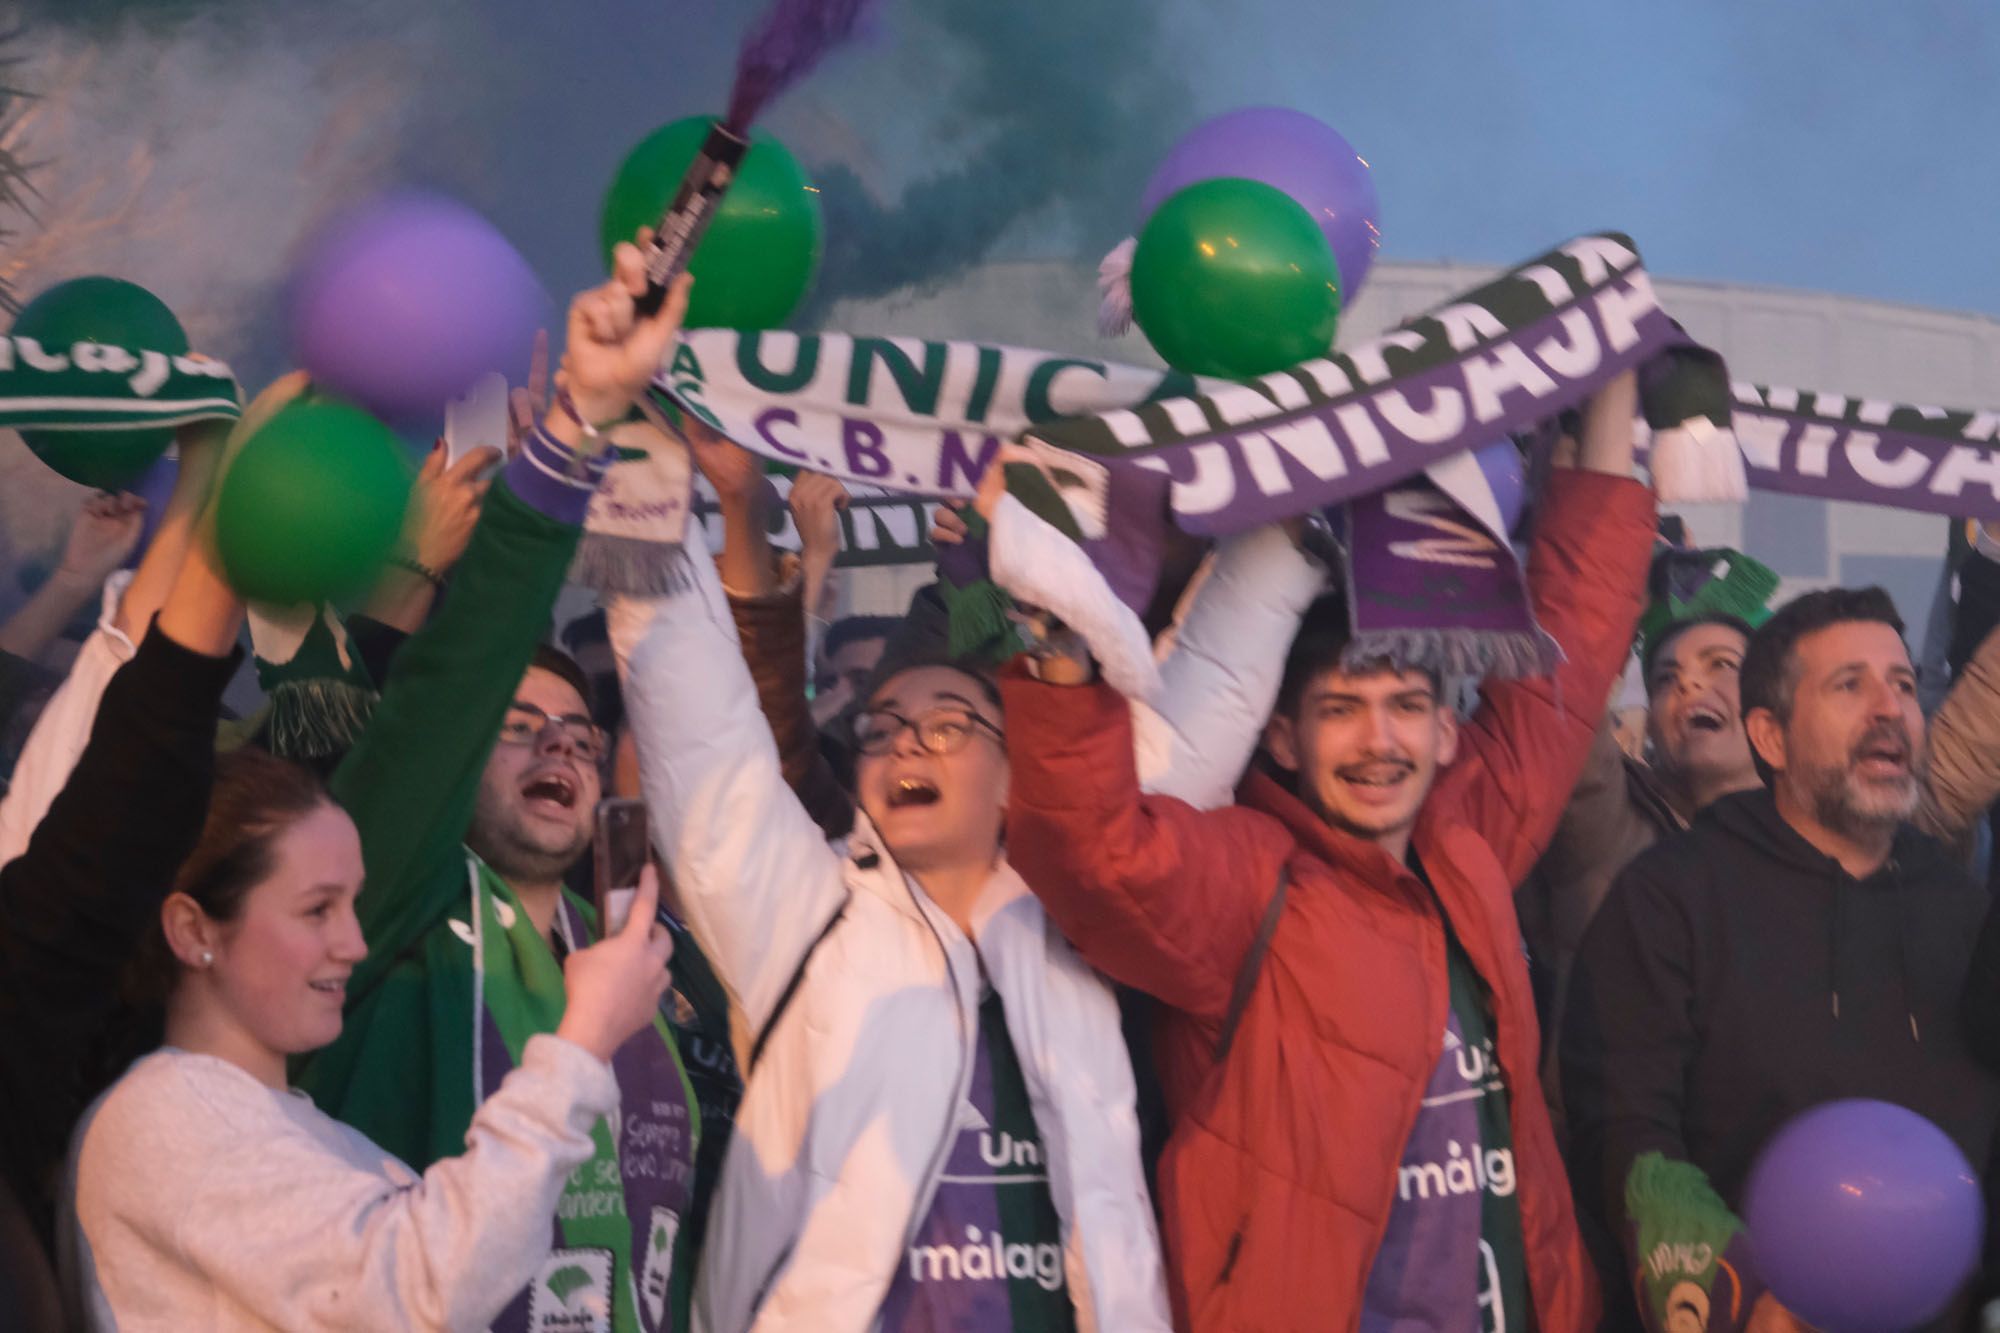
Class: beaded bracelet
392,556,446,590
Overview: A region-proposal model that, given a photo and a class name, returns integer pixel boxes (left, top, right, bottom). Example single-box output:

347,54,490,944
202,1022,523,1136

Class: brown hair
129,748,334,1003
1277,593,1441,717
530,642,596,716
864,656,1003,714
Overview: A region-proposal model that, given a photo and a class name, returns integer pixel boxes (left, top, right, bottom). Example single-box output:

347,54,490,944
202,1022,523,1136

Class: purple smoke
726,0,878,129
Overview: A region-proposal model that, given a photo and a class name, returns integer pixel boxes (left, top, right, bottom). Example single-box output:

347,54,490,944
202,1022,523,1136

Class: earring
200,950,213,967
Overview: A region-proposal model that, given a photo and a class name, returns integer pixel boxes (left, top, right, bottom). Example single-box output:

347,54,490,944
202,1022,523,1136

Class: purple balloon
1472,441,1526,535
290,191,547,423
1744,1099,1982,1332
1139,106,1381,300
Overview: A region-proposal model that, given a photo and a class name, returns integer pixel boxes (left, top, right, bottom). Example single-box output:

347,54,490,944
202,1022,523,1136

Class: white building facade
828,257,2000,632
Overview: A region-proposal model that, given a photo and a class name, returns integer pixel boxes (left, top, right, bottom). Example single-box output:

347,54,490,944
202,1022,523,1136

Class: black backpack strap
1215,864,1289,1063
748,902,846,1073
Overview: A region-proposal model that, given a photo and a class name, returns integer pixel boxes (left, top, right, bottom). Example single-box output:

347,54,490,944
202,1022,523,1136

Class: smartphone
443,371,511,473
593,798,649,936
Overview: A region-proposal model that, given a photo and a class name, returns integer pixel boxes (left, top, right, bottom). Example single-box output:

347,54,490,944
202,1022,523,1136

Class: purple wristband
504,423,614,526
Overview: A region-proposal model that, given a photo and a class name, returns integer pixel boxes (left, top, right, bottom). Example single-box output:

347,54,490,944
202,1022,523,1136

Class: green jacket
292,454,700,1152
293,446,701,1329
293,475,590,1164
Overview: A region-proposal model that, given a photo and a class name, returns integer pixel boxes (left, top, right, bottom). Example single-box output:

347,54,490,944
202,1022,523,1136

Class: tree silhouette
0,26,36,314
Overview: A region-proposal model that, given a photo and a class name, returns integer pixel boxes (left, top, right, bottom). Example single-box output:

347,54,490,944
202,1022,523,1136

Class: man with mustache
999,374,1655,1332
295,260,705,1333
1563,587,2000,1332
1527,543,2000,1134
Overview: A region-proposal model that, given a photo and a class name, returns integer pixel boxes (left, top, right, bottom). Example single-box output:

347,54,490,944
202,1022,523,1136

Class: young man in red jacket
992,373,1655,1333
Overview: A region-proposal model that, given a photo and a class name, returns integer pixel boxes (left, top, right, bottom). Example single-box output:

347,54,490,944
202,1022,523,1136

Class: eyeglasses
851,705,1003,757
496,702,605,762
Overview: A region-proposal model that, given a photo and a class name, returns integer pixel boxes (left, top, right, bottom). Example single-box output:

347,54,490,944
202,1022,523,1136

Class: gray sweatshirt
66,1033,617,1331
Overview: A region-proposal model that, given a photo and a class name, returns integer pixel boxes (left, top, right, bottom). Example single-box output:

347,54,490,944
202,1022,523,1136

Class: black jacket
0,623,238,1329
1563,788,2000,1313
1959,884,2000,1073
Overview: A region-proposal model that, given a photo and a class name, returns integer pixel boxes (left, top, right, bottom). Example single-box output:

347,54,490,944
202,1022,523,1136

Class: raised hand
116,372,310,644
679,412,783,596
406,444,500,578
554,249,691,437
556,864,675,1061
974,441,1047,523
683,413,767,512
787,470,849,568
57,492,148,587
0,491,149,659
929,504,970,548
788,470,848,619
1573,367,1638,476
227,370,314,455
969,443,1092,681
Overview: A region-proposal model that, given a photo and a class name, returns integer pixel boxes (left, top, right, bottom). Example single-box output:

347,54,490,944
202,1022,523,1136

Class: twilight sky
11,0,1997,375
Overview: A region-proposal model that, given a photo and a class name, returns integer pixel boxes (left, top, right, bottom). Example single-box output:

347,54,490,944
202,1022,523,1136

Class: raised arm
117,376,299,644
1947,526,2000,678
684,429,855,837
0,464,245,1224
966,450,1289,1015
0,577,133,867
0,492,145,662
327,456,600,996
609,519,848,1040
1135,522,1324,808
1001,663,1289,1022
329,262,688,1002
787,468,847,657
0,399,263,865
722,571,857,839
358,442,500,634
1435,373,1657,887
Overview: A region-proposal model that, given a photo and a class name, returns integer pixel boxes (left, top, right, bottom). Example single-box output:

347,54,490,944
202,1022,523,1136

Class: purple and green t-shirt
876,990,1077,1333
1362,906,1529,1333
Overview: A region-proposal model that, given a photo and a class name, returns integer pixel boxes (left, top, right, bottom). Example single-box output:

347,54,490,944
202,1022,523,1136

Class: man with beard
296,259,704,1333
1530,546,2000,1127
465,645,607,929
1563,587,2000,1332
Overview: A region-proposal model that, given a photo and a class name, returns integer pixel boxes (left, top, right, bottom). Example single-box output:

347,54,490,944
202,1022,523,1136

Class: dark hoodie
1562,787,2000,1324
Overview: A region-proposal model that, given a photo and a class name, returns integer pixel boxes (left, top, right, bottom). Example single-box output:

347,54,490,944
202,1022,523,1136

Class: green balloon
214,400,413,607
1130,177,1343,380
600,116,824,329
12,276,190,490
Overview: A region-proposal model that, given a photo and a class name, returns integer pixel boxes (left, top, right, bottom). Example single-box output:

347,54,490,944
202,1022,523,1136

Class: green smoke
802,0,1188,318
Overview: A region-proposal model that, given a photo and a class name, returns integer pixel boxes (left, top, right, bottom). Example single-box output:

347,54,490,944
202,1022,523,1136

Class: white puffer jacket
609,530,1172,1333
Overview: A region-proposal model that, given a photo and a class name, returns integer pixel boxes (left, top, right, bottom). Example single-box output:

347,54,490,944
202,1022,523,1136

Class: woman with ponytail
66,746,674,1331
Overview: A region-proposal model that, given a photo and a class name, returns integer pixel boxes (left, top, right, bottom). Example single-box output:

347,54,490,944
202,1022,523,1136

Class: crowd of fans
2,251,2000,1333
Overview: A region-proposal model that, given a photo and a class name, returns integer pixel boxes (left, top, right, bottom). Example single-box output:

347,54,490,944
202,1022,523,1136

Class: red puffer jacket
1002,469,1655,1332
